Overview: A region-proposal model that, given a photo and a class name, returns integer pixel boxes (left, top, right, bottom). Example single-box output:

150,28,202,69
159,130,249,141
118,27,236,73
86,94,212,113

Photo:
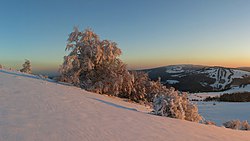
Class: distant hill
237,67,250,72
33,71,60,79
140,65,250,93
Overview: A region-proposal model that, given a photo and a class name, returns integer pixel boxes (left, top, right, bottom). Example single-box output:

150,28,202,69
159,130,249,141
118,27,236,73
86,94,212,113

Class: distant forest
205,92,250,102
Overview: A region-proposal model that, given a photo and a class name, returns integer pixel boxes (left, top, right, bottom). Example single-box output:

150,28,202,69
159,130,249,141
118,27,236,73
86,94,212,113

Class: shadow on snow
90,98,138,112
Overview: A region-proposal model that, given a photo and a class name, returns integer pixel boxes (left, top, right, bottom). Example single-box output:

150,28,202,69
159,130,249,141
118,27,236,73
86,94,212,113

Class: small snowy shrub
223,120,242,130
223,120,250,130
241,121,250,130
152,88,202,122
20,59,32,74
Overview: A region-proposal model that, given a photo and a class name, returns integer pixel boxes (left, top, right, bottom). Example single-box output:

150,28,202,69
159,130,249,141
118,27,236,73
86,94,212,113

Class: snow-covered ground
197,101,250,126
1,69,250,141
189,85,250,100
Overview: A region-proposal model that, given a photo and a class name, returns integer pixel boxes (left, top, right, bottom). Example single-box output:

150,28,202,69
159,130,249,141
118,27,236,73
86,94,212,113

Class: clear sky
0,0,249,73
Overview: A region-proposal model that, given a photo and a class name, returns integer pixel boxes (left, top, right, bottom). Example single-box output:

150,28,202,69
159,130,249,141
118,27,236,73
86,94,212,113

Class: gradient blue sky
0,0,249,72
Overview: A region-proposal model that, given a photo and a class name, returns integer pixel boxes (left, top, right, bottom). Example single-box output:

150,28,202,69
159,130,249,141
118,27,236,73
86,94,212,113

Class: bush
152,88,202,122
223,120,250,130
241,121,250,130
223,120,241,130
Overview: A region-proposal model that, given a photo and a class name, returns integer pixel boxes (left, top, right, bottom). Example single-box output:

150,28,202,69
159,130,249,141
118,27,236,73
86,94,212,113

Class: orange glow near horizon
1,54,249,72
125,59,250,70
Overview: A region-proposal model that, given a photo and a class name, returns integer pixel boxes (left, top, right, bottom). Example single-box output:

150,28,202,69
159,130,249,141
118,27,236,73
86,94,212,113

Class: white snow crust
1,69,250,141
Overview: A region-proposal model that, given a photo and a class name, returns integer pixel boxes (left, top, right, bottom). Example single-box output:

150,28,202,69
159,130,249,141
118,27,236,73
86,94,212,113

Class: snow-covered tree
20,60,32,74
152,88,202,122
128,71,149,102
59,27,132,97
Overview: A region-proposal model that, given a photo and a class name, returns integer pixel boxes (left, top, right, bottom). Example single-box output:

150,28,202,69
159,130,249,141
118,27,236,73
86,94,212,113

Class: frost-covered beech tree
60,27,133,97
60,27,202,122
20,59,32,74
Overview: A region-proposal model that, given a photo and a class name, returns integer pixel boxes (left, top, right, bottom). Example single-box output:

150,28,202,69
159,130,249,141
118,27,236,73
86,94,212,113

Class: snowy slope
197,101,250,126
189,84,250,100
198,67,250,90
1,69,250,141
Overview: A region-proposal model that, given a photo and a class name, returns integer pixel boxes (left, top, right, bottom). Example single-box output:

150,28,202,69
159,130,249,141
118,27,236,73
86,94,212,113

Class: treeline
204,92,250,102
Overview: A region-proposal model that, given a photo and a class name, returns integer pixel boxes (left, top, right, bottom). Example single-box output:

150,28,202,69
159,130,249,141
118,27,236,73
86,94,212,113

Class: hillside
238,67,250,72
1,69,250,141
189,84,250,101
142,65,250,92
